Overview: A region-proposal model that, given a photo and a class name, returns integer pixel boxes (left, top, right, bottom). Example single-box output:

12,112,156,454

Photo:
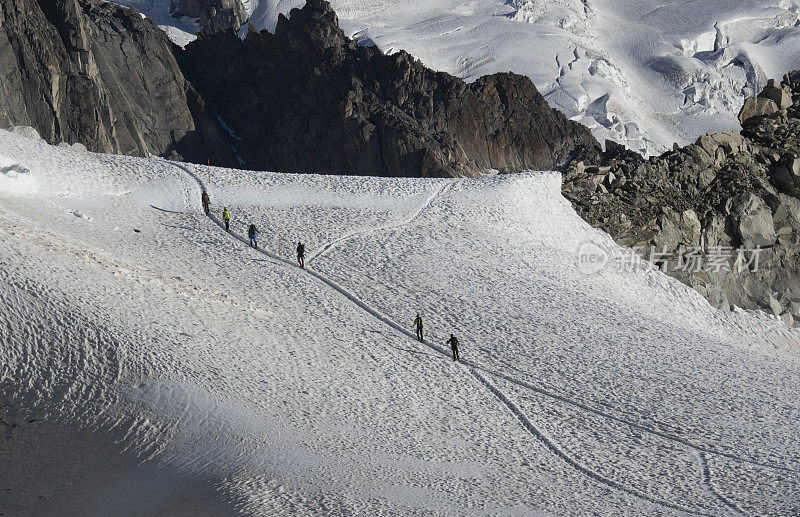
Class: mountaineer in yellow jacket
222,207,231,232
413,313,424,342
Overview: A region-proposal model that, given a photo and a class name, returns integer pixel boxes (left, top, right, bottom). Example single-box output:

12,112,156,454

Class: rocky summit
176,0,598,177
563,75,800,325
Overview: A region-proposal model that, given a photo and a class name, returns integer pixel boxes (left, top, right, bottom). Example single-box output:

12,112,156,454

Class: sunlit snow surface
2,130,800,514
116,0,800,155
333,0,800,155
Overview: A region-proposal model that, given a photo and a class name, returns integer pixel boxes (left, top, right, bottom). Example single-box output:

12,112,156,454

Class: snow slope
116,0,800,155
2,129,800,514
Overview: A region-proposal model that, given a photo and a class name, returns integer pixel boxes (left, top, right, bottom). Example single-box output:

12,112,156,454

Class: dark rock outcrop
0,0,234,164
563,76,800,325
0,0,595,176
169,0,248,35
177,0,598,177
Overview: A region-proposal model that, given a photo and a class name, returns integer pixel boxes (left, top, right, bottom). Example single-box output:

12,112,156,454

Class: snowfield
120,0,800,156
2,129,800,515
336,0,800,155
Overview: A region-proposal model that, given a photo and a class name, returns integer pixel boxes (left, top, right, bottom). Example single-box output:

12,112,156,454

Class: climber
413,313,424,342
446,334,460,362
248,223,258,249
222,207,231,232
201,190,210,216
296,241,305,268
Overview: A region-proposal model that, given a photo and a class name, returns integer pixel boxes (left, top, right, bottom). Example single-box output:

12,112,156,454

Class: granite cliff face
563,76,800,325
0,0,234,163
176,0,598,177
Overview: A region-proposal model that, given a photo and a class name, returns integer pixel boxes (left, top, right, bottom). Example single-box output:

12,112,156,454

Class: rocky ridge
563,76,800,325
169,0,248,35
175,0,598,177
1,0,596,178
0,0,235,164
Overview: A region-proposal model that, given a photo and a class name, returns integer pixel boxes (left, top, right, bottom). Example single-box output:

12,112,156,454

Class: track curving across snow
169,160,799,470
306,182,452,265
698,452,747,516
469,363,797,474
472,370,715,516
167,160,768,515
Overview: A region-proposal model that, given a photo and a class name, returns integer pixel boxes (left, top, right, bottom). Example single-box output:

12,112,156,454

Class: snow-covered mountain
2,129,799,514
336,0,800,155
126,0,800,156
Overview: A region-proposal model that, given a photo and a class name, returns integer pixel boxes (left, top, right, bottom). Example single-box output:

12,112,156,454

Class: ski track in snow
306,183,451,265
473,365,798,474
698,452,746,516
472,371,713,516
168,159,792,515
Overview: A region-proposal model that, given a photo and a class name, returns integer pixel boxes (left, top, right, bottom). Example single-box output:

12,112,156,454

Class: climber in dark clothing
446,334,460,361
296,242,305,268
248,224,258,249
201,191,210,216
413,313,424,342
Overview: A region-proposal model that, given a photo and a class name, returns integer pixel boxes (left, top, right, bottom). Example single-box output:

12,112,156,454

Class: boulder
772,195,800,230
584,165,611,174
769,294,784,316
701,213,734,248
771,164,798,195
758,79,793,110
653,207,701,252
696,133,720,156
732,193,777,248
738,97,779,127
770,156,800,196
576,175,606,193
707,131,746,155
58,141,87,151
7,126,42,141
698,167,716,189
789,301,800,319
685,144,714,168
